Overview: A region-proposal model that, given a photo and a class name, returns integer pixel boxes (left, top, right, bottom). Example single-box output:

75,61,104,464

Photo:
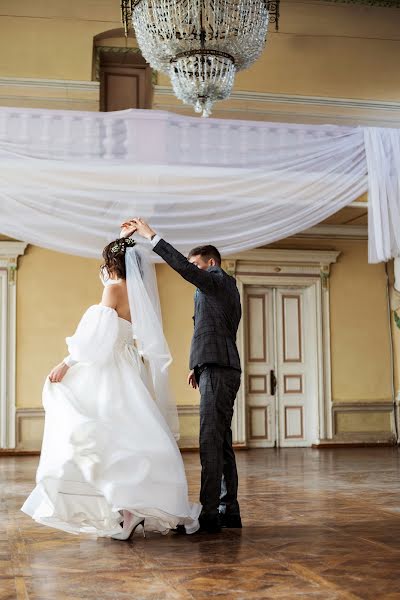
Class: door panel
245,288,276,448
245,285,318,448
276,287,318,447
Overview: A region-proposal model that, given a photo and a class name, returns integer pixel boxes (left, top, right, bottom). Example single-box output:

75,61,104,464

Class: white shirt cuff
150,234,161,247
63,355,77,367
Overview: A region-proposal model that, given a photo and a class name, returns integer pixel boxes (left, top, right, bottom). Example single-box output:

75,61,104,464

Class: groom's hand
129,218,156,241
187,369,197,390
120,220,137,238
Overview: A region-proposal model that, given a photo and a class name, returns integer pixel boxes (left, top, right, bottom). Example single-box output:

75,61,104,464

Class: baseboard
0,449,40,456
313,439,397,449
1,445,248,455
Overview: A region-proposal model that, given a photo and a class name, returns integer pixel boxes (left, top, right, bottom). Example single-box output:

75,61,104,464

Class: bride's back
100,238,135,323
109,280,131,323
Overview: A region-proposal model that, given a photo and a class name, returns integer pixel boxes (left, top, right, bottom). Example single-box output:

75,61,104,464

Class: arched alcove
93,28,153,111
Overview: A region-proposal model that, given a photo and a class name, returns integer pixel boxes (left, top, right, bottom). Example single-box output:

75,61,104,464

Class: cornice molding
2,79,399,114
231,248,341,265
154,86,400,126
1,78,399,125
0,77,98,91
325,0,400,6
155,86,400,113
154,85,400,114
0,242,28,261
0,78,99,110
295,225,368,240
177,404,199,416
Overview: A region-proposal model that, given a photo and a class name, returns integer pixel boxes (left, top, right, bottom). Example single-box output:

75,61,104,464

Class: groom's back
151,238,242,371
191,267,241,371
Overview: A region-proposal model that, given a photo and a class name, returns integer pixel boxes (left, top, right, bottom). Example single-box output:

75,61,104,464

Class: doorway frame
222,248,340,447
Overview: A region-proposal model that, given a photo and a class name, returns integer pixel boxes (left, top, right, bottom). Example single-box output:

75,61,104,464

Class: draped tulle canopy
0,107,399,263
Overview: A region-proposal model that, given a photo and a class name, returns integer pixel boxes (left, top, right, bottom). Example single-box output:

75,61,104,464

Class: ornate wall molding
15,403,200,451
294,225,368,240
153,86,400,126
0,77,98,92
331,401,396,443
231,248,341,269
16,408,45,450
1,77,400,125
177,404,199,416
0,77,99,111
325,1,400,7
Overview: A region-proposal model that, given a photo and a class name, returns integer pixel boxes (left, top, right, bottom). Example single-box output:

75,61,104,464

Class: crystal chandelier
121,0,280,117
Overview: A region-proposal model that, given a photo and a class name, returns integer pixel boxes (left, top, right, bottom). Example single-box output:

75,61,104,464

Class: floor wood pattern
1,448,400,599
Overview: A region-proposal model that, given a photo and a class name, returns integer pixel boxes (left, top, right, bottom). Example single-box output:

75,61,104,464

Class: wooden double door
244,285,319,447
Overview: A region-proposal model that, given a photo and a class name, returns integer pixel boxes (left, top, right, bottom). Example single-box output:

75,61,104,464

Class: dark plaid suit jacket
153,238,242,371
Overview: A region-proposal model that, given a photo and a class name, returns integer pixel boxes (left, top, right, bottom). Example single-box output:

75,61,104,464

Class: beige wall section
0,1,400,100
155,264,200,409
0,3,121,81
16,246,102,409
329,241,392,404
234,1,400,100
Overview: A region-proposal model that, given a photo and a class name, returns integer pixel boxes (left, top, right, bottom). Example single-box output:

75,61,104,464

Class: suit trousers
198,365,241,519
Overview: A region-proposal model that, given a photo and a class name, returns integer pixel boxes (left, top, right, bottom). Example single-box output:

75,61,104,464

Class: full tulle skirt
22,329,200,537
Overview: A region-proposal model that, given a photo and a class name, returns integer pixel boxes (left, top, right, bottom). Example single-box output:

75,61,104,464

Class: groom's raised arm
120,218,220,294
151,236,218,294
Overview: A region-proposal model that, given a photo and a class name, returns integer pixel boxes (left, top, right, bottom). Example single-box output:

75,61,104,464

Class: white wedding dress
21,299,200,537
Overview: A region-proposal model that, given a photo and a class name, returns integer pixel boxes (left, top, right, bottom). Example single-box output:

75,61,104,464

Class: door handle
270,370,277,396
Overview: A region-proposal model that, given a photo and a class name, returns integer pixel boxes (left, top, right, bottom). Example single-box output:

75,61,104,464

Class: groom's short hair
188,245,221,266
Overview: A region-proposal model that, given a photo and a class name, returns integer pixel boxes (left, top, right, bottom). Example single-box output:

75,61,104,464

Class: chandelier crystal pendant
121,0,280,117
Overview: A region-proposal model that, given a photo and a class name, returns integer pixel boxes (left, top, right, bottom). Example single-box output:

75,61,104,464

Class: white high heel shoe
111,516,145,541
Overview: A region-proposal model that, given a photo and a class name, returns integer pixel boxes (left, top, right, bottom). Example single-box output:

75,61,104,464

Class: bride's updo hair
100,237,136,280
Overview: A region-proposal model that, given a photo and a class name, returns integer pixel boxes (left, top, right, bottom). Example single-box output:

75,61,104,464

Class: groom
121,218,242,533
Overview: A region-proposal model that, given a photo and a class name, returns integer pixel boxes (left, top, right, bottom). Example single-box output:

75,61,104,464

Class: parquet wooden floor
1,448,400,599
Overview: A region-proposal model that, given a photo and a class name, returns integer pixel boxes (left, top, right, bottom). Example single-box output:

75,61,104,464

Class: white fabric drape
364,127,400,263
0,106,399,262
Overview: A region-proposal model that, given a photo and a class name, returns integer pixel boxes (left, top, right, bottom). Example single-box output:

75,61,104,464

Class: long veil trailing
125,244,180,440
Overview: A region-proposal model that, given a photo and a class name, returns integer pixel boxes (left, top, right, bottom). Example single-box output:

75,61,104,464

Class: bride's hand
48,362,69,383
187,369,197,390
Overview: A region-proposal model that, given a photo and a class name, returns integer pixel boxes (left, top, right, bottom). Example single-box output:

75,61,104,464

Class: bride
21,236,200,539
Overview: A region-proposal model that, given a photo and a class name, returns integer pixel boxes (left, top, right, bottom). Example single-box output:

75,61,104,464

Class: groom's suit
152,237,242,523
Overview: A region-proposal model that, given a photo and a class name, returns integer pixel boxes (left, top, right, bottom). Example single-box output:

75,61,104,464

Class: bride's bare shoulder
101,284,120,309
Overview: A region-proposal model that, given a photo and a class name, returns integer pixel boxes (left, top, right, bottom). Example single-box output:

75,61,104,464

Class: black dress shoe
173,521,220,536
172,524,187,535
199,515,222,534
219,513,242,528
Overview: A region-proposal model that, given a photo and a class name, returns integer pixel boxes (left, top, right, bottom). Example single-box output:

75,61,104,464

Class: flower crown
111,237,136,254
